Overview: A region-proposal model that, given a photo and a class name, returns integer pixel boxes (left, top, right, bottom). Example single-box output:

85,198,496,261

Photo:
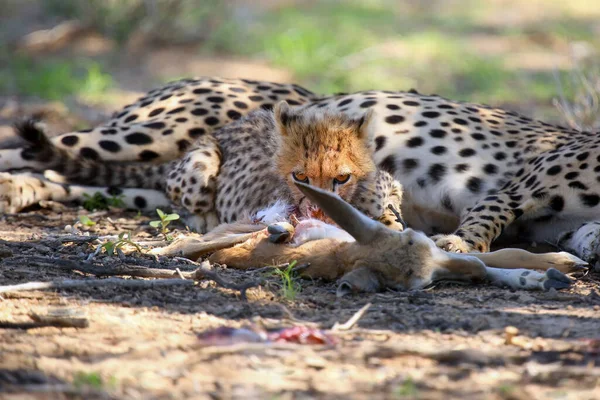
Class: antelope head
294,182,489,295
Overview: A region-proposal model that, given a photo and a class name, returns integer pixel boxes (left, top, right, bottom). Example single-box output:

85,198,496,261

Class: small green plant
101,231,142,256
73,371,116,390
149,209,180,239
78,215,96,227
82,192,126,211
271,260,302,301
394,378,418,398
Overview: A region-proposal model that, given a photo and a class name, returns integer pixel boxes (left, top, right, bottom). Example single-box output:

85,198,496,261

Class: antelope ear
294,181,387,244
337,267,382,297
273,101,294,136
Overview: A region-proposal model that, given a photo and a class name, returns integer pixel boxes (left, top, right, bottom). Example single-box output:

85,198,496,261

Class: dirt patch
0,206,599,399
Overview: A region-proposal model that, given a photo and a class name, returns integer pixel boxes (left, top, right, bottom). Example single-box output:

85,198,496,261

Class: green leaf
149,221,161,228
78,215,96,226
156,209,166,219
163,214,180,222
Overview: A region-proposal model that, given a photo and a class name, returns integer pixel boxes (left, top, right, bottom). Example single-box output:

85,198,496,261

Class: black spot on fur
379,155,396,175
483,164,498,174
99,140,121,153
375,136,386,152
144,122,166,130
188,128,206,138
455,163,469,173
227,110,242,120
459,148,476,157
138,150,160,161
360,100,377,108
134,196,147,209
429,129,447,138
428,163,447,182
403,100,420,106
546,165,561,175
403,158,419,172
207,96,225,103
167,107,186,114
385,115,405,124
406,137,424,148
191,108,208,116
148,108,165,117
580,193,600,207
177,140,191,152
79,147,100,160
61,135,79,147
430,146,447,155
126,133,153,145
466,176,482,193
205,117,220,126
549,195,565,212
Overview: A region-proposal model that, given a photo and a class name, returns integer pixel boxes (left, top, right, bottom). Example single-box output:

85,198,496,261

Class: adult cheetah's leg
558,221,600,271
165,136,221,233
433,190,543,253
0,172,170,213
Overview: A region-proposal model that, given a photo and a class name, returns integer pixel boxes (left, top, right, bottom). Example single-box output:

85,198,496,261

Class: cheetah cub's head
274,101,376,218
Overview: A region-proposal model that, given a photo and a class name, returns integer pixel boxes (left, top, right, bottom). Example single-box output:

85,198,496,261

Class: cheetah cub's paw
0,172,36,213
432,234,472,253
486,267,573,291
183,212,219,234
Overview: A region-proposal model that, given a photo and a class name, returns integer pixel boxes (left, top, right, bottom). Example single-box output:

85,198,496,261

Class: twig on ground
3,256,263,300
175,268,186,280
0,278,196,294
1,310,90,329
175,258,263,300
6,256,190,279
331,303,372,331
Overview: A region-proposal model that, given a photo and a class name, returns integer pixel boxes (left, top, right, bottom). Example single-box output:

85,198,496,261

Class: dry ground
0,204,599,400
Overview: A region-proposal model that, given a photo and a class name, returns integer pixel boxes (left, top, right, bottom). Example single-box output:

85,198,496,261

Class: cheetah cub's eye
292,172,309,183
333,174,351,185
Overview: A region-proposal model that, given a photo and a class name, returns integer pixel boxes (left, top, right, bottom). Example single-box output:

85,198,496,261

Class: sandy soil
0,205,599,400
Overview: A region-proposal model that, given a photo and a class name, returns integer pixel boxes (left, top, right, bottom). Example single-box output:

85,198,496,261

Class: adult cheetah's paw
431,234,473,253
487,267,573,291
559,222,600,272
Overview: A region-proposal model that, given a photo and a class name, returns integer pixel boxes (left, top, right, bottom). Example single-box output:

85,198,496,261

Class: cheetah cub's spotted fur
14,103,404,233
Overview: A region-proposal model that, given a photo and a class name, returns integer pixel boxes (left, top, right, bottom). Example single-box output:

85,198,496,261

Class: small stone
0,244,13,259
504,326,519,345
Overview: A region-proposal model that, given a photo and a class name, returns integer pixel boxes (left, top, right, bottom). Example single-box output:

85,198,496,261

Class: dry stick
4,256,262,300
7,256,190,279
175,258,263,300
331,302,372,331
0,278,195,294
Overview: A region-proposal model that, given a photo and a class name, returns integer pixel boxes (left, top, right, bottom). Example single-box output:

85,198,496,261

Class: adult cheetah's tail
15,119,172,191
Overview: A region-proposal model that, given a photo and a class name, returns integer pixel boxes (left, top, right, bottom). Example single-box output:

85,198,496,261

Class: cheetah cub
15,102,404,233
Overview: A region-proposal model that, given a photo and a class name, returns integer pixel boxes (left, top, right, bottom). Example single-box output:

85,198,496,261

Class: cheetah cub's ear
354,108,375,140
274,101,296,136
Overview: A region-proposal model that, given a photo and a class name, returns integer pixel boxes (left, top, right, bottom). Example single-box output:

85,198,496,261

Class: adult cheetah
2,77,600,268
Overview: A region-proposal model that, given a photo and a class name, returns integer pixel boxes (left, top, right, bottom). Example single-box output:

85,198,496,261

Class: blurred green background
0,0,599,129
